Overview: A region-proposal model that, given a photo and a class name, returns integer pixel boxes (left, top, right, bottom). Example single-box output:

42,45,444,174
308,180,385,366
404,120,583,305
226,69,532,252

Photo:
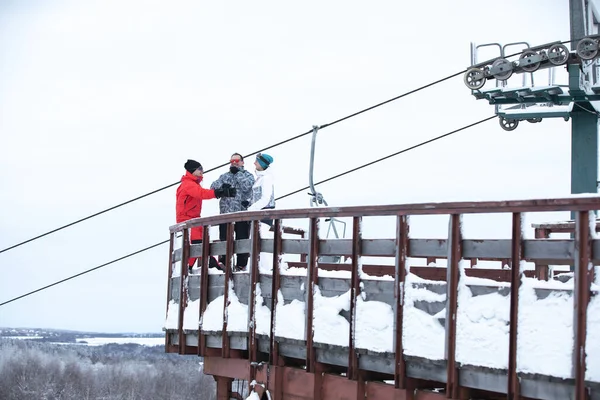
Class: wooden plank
306,218,319,373
270,220,283,365
394,215,409,389
348,216,362,380
178,229,190,355
199,226,210,356
173,196,600,230
165,232,175,350
573,211,593,400
507,213,523,399
248,220,261,380
445,214,462,398
179,237,600,264
221,222,234,358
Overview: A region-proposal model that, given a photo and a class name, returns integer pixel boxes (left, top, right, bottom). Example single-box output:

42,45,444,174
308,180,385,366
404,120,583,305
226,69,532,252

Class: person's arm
186,184,217,200
247,175,273,211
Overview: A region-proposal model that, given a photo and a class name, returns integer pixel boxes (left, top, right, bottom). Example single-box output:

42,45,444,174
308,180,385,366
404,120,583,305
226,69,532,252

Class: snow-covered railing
165,196,600,400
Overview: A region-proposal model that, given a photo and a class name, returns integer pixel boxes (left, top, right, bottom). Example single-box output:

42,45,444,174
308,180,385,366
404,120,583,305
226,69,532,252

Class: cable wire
0,115,495,307
0,69,471,255
2,36,584,255
0,240,168,307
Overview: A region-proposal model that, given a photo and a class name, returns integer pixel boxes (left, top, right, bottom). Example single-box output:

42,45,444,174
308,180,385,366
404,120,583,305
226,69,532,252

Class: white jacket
247,168,275,211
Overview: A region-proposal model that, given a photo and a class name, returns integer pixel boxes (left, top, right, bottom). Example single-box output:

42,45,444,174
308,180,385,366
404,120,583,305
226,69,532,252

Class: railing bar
171,197,600,230
248,220,261,389
221,222,234,358
305,217,319,373
507,212,523,399
445,214,462,398
165,232,175,350
178,228,190,355
348,216,361,380
573,211,592,400
198,225,210,357
394,215,409,389
270,219,283,365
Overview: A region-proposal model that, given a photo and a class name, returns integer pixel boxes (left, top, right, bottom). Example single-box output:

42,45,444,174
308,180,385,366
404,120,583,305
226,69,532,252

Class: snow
185,267,600,381
74,337,165,346
164,300,179,330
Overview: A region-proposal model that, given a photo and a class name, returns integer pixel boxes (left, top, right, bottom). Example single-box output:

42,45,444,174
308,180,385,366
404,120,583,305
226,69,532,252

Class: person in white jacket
247,153,275,226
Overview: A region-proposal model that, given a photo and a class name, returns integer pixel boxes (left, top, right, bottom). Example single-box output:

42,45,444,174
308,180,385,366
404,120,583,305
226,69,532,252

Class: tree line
0,339,217,400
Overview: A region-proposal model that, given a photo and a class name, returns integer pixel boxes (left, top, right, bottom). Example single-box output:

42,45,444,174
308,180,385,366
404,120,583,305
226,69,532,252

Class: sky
0,0,594,333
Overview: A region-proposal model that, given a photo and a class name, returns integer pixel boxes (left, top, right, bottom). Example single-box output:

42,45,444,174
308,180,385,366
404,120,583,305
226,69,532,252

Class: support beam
165,232,175,350
573,211,593,400
198,225,210,356
507,213,523,399
394,215,409,389
445,214,462,399
222,222,234,358
178,229,190,355
248,220,262,388
270,220,283,365
348,216,362,381
306,218,320,373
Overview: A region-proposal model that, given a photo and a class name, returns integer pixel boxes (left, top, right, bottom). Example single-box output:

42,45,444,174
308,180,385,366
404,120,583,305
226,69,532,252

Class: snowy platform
165,269,600,399
165,197,600,399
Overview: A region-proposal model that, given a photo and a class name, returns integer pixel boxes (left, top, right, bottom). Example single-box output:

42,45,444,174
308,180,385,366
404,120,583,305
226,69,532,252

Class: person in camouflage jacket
210,152,255,270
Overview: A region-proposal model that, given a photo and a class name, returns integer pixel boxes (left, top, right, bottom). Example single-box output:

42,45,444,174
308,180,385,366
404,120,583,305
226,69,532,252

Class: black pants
218,221,250,267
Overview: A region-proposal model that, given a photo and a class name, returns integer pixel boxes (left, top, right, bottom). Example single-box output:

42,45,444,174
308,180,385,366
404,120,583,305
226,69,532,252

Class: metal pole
569,0,599,219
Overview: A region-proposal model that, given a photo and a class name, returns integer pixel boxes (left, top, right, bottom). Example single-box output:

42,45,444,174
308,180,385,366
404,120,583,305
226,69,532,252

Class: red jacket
176,172,216,240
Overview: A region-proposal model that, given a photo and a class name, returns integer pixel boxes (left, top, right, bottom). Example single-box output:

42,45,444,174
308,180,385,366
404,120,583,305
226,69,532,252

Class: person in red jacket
176,159,236,271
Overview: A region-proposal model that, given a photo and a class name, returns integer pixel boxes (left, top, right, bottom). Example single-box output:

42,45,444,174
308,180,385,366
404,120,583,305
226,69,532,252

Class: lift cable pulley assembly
464,36,600,131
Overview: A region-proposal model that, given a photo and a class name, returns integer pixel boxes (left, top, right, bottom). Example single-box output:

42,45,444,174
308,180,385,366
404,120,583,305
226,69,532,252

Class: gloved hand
241,200,250,208
214,183,237,198
229,166,239,174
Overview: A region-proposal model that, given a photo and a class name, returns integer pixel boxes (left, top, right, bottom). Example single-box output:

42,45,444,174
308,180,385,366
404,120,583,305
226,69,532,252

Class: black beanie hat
184,159,202,173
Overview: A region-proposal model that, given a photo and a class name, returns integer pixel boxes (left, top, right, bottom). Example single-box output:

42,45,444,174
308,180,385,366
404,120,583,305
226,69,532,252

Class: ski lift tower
463,0,600,200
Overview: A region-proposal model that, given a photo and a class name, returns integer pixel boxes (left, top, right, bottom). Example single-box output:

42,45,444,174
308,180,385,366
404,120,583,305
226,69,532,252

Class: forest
0,338,217,400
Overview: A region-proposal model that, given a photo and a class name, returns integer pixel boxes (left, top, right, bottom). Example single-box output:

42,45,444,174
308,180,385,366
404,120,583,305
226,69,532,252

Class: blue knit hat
256,153,273,169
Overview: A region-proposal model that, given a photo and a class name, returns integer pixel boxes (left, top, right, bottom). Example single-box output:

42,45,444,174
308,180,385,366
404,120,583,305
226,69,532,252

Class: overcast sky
0,1,590,333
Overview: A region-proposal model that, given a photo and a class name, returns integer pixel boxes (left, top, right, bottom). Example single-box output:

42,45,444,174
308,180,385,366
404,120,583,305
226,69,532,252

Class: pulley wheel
519,50,541,72
464,67,486,90
576,38,599,60
499,117,518,131
492,58,513,81
547,44,569,66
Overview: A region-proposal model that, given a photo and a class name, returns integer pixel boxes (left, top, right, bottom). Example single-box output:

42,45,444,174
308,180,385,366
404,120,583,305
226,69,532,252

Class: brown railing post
248,220,262,389
508,213,524,399
445,214,462,399
394,215,409,389
573,211,593,400
306,217,319,374
348,216,362,381
178,228,190,355
534,227,550,280
198,225,210,357
165,232,175,350
222,222,234,358
270,219,282,365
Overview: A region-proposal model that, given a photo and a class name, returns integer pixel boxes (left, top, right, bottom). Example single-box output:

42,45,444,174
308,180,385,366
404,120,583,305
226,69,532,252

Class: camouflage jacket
210,168,255,214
